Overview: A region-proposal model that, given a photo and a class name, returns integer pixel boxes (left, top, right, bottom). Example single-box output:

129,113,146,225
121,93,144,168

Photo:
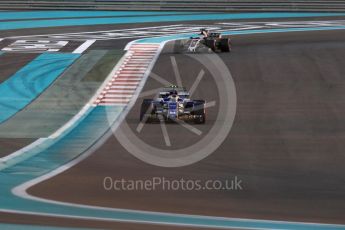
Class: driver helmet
170,90,178,98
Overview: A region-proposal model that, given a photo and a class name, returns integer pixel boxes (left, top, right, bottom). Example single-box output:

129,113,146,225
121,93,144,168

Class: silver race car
140,85,206,124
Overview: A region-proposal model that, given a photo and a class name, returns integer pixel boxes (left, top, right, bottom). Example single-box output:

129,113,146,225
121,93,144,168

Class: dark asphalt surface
28,29,345,227
0,212,224,230
1,18,345,229
0,53,38,84
0,138,35,157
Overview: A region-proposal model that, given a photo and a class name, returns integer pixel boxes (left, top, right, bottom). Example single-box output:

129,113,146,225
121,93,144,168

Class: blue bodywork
167,101,178,119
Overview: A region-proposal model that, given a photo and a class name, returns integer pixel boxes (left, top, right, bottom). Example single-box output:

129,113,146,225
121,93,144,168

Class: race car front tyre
140,99,153,123
219,38,231,52
193,100,206,124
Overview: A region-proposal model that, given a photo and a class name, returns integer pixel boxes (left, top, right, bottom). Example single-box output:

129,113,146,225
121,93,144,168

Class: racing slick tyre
219,38,231,52
193,100,206,124
140,99,153,123
205,39,216,52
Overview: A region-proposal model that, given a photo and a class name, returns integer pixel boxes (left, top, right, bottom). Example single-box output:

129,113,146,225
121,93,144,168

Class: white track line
111,82,140,86
107,89,136,94
112,78,142,81
110,85,138,89
72,40,96,54
119,67,148,70
116,73,144,76
104,95,133,99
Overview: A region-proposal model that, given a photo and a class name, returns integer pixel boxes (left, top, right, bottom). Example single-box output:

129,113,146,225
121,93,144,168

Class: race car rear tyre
205,39,216,52
140,99,153,123
219,38,231,52
193,100,206,124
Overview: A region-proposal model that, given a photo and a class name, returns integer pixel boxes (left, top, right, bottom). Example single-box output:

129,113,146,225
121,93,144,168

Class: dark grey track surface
0,53,38,84
0,212,221,230
0,138,35,157
28,29,345,227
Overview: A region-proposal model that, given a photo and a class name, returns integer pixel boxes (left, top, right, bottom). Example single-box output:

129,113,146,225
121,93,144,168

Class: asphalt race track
1,11,345,229
28,29,345,225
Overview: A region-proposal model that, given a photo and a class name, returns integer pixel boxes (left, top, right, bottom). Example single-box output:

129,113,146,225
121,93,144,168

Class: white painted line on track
0,208,278,230
107,89,136,93
131,56,155,59
117,73,145,76
104,94,133,98
125,61,151,64
112,82,140,86
128,60,154,63
113,80,142,83
119,67,148,70
126,59,152,61
116,74,143,77
98,102,127,106
114,79,142,82
72,39,96,54
129,49,158,52
110,85,138,89
124,64,150,67
101,98,131,103
129,55,154,58
0,138,47,169
125,58,152,61
120,69,146,74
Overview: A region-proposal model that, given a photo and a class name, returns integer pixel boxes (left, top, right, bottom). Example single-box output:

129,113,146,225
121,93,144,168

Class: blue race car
140,85,206,124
